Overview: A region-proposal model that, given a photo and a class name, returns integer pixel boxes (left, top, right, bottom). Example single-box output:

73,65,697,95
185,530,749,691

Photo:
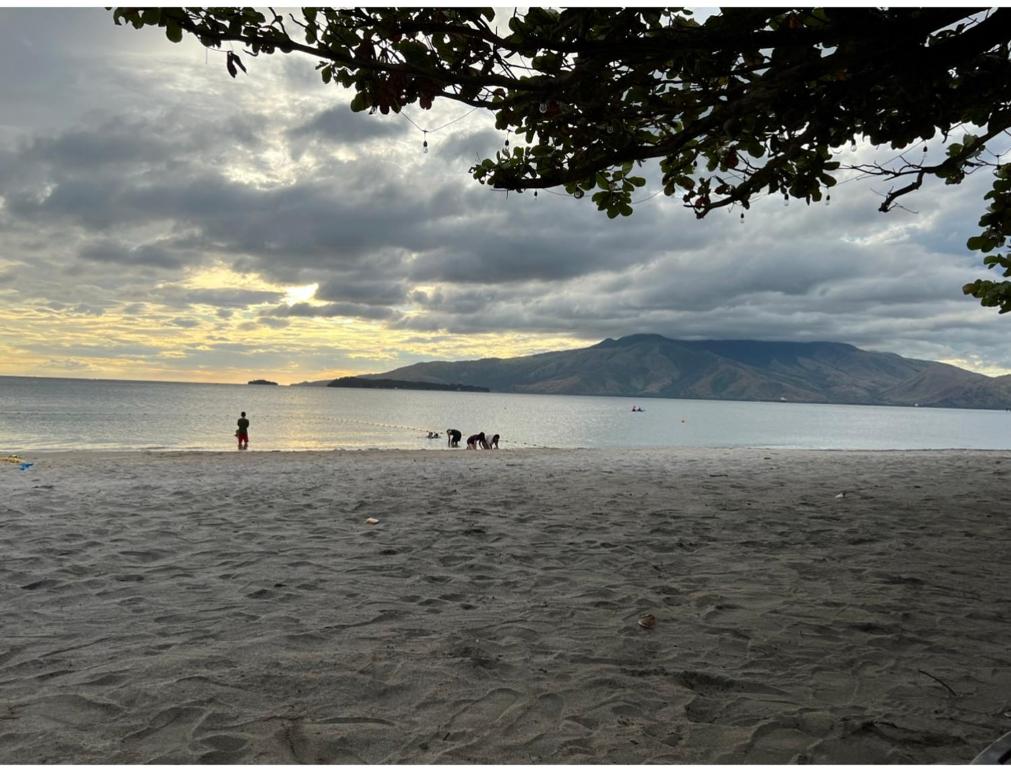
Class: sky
0,8,1009,385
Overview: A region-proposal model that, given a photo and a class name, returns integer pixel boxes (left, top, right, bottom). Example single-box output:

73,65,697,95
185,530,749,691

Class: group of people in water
431,428,500,449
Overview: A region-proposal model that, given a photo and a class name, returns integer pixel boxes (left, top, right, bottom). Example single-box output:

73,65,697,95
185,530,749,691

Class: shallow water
0,375,1008,451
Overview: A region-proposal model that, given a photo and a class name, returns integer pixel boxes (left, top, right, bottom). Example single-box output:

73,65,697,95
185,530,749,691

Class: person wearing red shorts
236,411,250,449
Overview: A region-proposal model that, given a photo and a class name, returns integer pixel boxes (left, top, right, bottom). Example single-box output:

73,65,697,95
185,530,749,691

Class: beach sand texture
1,448,1009,763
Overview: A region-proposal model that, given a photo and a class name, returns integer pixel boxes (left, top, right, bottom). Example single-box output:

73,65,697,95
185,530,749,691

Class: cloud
315,277,407,306
57,303,106,316
269,301,400,321
25,120,182,171
154,287,285,309
78,239,194,270
434,127,502,164
25,340,162,358
288,105,409,144
257,316,289,329
0,7,1010,382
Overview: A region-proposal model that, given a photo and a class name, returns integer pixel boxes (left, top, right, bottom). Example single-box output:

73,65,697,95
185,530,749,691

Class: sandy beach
1,447,1009,763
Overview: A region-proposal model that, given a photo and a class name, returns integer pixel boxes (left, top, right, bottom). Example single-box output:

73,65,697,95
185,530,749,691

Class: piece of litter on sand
971,729,1011,764
638,614,656,629
835,492,846,499
19,463,33,471
365,517,379,525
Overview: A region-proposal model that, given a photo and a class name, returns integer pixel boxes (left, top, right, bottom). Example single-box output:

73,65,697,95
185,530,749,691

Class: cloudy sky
0,8,1009,384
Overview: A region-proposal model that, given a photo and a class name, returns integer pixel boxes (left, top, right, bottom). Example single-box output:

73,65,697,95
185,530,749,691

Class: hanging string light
399,107,483,157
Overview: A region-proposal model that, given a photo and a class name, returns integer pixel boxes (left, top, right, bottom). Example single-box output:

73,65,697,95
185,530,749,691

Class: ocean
0,375,1008,452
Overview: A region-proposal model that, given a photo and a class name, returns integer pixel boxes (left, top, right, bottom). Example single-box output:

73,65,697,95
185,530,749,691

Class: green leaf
967,235,989,252
165,22,183,43
350,92,369,112
397,40,429,65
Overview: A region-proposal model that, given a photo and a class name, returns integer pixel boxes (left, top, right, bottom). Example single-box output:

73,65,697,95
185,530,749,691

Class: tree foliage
110,7,1011,312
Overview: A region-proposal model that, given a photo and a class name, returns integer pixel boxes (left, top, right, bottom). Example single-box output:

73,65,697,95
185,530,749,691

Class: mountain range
335,334,1011,410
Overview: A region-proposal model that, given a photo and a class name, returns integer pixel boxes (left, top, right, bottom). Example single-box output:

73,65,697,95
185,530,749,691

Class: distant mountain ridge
359,334,1011,410
327,377,489,392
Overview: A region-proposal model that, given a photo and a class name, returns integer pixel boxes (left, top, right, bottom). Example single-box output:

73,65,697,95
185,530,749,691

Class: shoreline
3,448,1009,762
8,445,1011,456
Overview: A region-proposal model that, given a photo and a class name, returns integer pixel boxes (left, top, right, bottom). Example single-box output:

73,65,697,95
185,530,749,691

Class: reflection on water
0,376,1008,451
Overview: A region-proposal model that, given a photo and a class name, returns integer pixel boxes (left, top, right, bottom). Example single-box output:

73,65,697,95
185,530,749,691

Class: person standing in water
236,411,250,450
447,428,462,448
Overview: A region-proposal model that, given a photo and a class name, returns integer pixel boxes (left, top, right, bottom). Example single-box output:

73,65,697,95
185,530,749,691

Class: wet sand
1,448,1009,762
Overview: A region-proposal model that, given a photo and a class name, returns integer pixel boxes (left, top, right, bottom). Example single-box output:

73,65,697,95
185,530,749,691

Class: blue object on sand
19,463,32,471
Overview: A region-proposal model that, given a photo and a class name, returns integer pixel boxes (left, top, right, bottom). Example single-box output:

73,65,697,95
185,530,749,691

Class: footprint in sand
445,687,521,735
122,704,206,748
197,733,251,761
501,692,564,738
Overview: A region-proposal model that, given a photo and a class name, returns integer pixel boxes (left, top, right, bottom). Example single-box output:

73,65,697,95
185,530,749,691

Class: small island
327,376,489,393
247,379,279,386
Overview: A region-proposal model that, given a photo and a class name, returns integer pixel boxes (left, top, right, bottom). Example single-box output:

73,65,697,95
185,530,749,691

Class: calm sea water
0,376,1008,452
